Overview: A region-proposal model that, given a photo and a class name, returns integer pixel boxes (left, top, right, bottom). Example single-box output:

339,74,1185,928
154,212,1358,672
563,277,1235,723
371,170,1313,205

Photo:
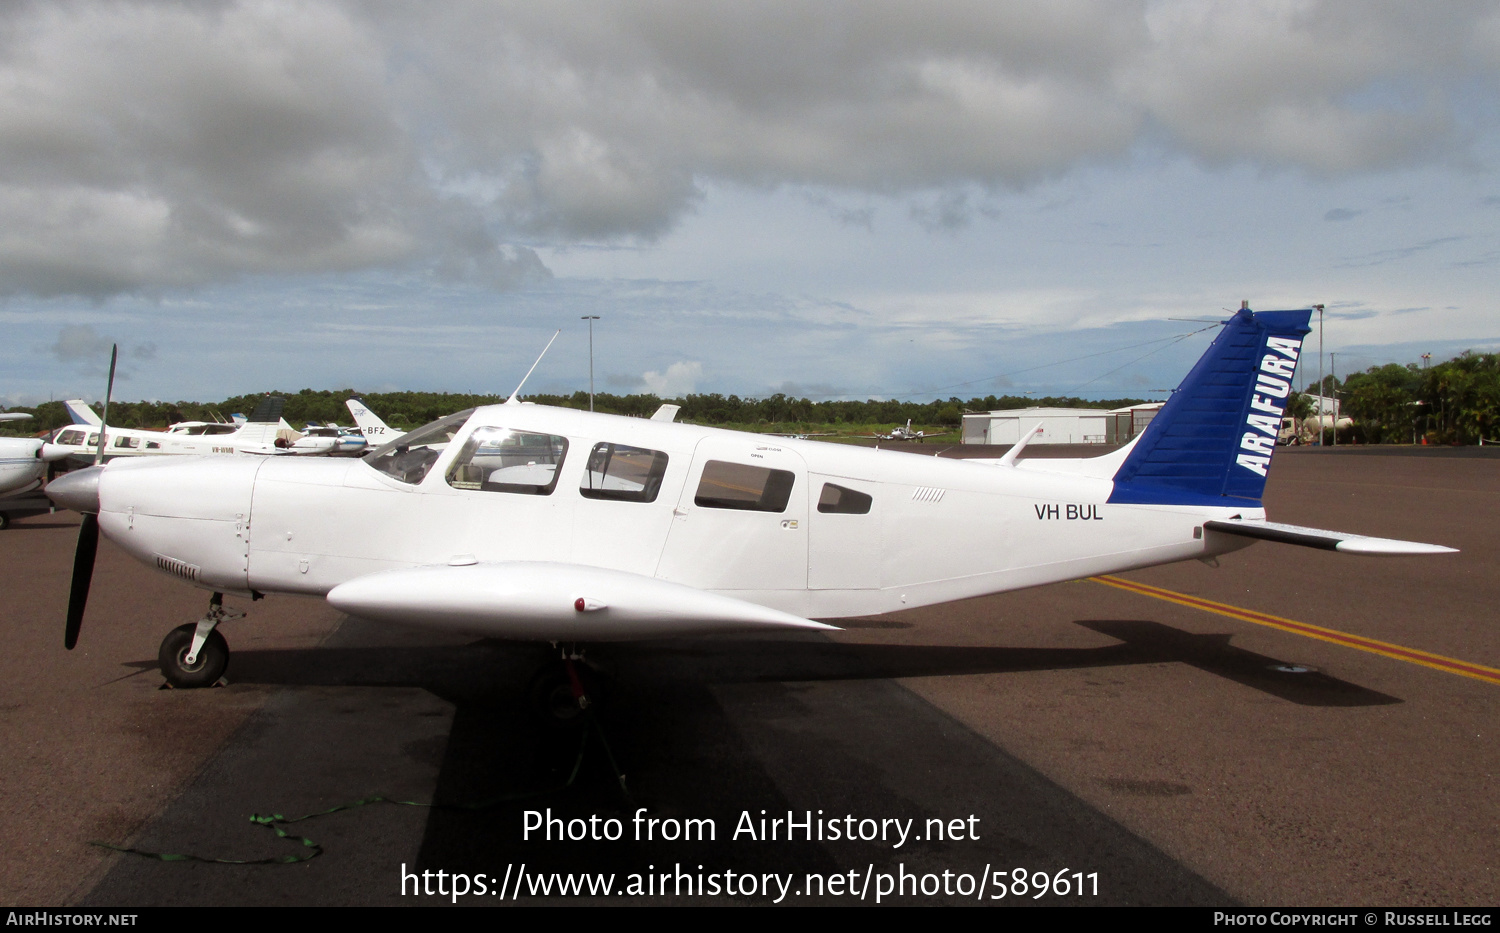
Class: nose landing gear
158,593,242,688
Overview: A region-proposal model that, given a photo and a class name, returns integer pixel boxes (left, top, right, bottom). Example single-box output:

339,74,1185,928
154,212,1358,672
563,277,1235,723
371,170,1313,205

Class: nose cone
46,465,103,513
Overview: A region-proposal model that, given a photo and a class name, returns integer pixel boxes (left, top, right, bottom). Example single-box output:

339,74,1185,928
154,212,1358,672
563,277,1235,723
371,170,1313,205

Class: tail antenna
505,330,562,405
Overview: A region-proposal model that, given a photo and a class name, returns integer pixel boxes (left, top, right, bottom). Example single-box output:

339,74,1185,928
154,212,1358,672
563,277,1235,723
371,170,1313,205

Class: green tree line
9,351,1498,444
2,387,1148,437
1320,351,1500,445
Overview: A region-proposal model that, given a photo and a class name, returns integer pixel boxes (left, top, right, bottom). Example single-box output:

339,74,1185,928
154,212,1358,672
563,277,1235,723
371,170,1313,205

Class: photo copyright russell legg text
399,808,1101,902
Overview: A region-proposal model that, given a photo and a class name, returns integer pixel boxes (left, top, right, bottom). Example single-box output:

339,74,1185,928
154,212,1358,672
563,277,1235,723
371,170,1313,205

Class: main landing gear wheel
158,623,229,688
0,513,10,530
528,657,600,729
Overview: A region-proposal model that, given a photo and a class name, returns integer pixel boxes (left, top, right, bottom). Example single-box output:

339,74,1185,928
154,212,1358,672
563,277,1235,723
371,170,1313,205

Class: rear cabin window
694,460,795,512
447,426,568,495
580,443,669,503
818,483,872,514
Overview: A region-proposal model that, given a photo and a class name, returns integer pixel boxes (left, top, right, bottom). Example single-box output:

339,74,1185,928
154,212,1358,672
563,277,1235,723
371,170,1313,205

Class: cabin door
655,436,808,592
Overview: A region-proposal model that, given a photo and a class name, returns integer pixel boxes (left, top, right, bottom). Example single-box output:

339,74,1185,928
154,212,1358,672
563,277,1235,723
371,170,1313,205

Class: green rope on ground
91,720,620,866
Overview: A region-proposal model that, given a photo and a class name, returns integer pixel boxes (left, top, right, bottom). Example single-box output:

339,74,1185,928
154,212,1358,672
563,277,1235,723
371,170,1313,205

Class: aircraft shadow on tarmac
102,614,1416,905
88,618,1396,905
138,617,1396,710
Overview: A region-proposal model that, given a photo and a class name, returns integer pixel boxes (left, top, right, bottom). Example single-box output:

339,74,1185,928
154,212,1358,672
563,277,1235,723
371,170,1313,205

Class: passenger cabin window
447,425,568,495
818,483,872,514
113,436,140,449
580,443,669,503
56,429,85,446
694,460,795,512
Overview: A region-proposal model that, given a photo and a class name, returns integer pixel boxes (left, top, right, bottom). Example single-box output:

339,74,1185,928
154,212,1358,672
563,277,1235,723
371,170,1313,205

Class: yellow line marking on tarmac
1092,574,1500,687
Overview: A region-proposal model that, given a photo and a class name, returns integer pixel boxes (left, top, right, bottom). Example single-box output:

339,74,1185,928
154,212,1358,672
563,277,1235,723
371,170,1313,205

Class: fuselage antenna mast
505,329,562,405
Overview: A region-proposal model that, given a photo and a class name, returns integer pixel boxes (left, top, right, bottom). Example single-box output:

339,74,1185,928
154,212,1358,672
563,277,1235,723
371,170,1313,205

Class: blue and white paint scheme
44,307,1456,686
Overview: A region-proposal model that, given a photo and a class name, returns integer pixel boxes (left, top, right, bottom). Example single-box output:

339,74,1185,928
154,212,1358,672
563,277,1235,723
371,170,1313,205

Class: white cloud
0,1,1494,298
641,360,704,396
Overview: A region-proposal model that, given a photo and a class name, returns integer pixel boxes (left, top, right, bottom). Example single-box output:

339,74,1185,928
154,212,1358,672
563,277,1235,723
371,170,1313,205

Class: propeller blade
65,513,99,650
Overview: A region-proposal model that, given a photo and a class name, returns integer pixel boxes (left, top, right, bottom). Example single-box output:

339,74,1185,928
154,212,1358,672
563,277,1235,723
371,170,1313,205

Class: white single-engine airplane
46,308,1455,700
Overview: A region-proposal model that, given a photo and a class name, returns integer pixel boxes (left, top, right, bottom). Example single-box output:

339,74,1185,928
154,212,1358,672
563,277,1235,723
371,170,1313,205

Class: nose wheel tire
158,623,229,688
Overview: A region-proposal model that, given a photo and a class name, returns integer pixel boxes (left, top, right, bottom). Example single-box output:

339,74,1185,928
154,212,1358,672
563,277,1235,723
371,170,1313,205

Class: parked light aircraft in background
345,397,395,442
2,410,68,527
862,419,952,442
46,308,1455,708
0,435,69,527
44,396,355,462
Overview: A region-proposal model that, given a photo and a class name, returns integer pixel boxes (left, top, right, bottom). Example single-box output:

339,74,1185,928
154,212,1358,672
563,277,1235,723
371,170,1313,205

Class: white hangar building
961,403,1163,446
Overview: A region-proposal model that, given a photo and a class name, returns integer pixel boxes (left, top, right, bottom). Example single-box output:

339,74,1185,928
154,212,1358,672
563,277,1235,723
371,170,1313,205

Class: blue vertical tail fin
1108,307,1312,507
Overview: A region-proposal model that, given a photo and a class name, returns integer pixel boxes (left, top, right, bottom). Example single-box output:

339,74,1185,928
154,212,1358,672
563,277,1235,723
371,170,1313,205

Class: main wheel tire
158,623,229,688
0,513,10,530
527,664,596,729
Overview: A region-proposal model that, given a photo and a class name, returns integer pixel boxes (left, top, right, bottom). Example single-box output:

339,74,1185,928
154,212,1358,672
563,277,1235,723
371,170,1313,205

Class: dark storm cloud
0,0,1495,298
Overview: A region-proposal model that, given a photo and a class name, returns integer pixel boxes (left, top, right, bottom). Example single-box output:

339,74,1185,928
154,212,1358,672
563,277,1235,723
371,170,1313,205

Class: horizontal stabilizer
327,561,838,640
1204,519,1457,556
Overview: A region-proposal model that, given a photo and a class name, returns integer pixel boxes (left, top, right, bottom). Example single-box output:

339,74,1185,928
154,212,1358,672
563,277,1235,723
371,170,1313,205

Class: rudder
1108,307,1312,507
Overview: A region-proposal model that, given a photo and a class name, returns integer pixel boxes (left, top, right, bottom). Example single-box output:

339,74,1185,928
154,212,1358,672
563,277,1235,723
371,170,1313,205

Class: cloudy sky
2,0,1498,408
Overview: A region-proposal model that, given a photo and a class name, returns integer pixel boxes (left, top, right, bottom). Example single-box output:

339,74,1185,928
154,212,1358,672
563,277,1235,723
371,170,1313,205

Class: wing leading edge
327,560,839,640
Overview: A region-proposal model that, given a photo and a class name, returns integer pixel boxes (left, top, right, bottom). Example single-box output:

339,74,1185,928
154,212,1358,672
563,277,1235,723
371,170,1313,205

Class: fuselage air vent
156,555,201,583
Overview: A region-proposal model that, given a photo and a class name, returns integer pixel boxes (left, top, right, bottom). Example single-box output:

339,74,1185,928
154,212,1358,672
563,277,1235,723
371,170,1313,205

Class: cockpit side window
446,425,568,496
580,443,669,503
366,409,473,485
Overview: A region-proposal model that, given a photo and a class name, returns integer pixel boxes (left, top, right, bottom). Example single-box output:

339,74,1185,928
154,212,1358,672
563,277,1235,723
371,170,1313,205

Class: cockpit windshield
365,409,474,485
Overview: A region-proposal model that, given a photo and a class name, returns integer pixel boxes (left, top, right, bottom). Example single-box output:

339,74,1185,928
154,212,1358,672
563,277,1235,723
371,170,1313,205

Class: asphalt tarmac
1,446,1494,906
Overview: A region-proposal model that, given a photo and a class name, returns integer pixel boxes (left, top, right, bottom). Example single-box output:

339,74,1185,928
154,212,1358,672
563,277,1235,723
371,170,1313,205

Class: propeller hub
47,465,103,514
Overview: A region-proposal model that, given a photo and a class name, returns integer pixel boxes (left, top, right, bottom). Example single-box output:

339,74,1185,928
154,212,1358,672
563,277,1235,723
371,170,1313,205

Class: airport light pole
1315,304,1325,446
581,315,600,412
1330,352,1337,448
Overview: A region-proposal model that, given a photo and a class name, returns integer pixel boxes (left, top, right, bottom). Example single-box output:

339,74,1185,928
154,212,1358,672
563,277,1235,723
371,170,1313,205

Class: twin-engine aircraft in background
45,307,1454,704
862,419,952,443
